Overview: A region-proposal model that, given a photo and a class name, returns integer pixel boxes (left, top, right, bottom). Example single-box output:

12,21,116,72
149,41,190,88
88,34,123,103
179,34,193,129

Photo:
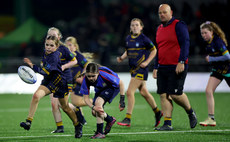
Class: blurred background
0,0,229,73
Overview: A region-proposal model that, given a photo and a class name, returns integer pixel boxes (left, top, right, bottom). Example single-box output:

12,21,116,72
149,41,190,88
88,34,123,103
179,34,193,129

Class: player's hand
93,106,104,115
23,58,33,68
153,69,157,79
176,63,184,74
140,62,148,68
119,104,125,111
205,55,209,62
61,65,65,71
117,57,123,63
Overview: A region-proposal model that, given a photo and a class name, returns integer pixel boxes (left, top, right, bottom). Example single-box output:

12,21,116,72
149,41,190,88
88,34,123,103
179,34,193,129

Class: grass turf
0,92,229,142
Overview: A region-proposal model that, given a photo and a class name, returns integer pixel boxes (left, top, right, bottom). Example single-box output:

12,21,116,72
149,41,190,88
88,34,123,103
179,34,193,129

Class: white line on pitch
0,129,230,139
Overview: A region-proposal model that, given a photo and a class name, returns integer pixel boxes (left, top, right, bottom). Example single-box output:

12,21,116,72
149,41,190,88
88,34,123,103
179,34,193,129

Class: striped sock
56,121,64,129
164,117,172,126
26,117,33,123
153,107,160,113
125,113,131,119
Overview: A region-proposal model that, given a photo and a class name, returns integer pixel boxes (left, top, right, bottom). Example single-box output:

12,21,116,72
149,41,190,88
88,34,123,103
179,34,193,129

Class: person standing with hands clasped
153,4,197,131
80,63,125,139
117,18,162,127
199,21,230,126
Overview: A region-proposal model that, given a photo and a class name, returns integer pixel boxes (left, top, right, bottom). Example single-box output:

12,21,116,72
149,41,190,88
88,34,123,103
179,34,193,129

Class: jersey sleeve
76,52,89,68
63,46,76,61
32,65,47,76
175,21,190,62
216,39,229,55
34,52,60,76
209,38,230,62
100,71,120,88
143,36,155,51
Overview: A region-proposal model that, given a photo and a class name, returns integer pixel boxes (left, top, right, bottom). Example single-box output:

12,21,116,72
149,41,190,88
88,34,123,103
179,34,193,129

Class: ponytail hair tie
205,21,211,24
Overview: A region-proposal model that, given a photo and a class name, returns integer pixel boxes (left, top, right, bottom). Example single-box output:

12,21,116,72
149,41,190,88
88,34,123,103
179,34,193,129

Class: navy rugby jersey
58,45,76,81
206,35,230,75
125,33,155,69
33,50,62,77
80,66,120,95
71,51,89,81
206,35,228,57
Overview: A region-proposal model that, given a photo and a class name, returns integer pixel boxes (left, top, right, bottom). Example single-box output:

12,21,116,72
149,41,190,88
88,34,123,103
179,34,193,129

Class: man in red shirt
153,4,197,131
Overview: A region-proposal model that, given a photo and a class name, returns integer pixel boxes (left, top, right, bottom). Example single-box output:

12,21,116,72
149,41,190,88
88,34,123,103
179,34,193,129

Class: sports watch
179,61,185,64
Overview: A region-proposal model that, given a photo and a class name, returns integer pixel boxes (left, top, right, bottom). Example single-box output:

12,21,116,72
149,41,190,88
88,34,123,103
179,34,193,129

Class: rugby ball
18,66,37,84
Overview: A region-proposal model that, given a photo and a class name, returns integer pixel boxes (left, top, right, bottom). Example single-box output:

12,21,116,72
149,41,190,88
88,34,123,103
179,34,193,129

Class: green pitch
0,92,229,142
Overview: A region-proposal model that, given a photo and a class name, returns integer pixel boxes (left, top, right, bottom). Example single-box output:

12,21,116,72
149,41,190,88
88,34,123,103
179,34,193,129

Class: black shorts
211,71,230,87
93,87,120,105
157,68,187,95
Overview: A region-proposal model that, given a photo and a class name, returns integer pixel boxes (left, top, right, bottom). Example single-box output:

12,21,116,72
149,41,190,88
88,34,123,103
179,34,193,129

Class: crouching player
80,63,125,139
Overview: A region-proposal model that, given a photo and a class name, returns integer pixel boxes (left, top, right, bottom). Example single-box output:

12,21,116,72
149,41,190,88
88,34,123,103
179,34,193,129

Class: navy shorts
130,67,148,80
42,73,69,98
93,87,120,105
157,68,187,95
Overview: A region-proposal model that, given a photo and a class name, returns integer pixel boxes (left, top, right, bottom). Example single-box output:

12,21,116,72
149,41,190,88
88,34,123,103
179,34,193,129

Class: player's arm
140,46,157,68
117,50,127,63
24,58,49,76
175,21,189,74
209,53,230,62
119,79,125,111
83,95,104,114
24,57,47,76
61,47,78,71
209,43,230,62
153,47,159,79
83,95,93,109
23,58,33,68
62,57,77,71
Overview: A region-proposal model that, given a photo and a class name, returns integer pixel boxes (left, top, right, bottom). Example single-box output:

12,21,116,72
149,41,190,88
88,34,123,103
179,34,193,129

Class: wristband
120,95,125,108
120,95,125,102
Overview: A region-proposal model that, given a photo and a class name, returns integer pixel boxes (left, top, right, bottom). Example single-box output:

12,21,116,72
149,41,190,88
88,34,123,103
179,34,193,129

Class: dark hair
86,63,99,73
46,35,60,47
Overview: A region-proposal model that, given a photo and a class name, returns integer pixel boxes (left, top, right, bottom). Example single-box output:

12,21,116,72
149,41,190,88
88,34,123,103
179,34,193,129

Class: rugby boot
117,118,131,127
20,120,31,130
104,116,116,135
90,131,105,139
75,123,83,138
188,111,197,128
155,111,163,127
155,125,173,131
200,117,216,126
